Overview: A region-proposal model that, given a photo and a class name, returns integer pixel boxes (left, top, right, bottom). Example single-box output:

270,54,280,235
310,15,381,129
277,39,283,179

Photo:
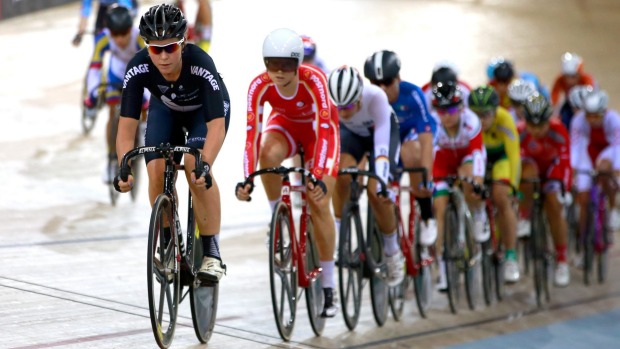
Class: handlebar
399,167,429,188
435,175,487,197
337,167,388,197
119,143,203,181
238,166,325,202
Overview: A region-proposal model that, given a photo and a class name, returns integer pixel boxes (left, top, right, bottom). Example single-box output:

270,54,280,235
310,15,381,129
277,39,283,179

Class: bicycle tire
583,204,595,286
494,249,505,302
368,209,389,327
108,109,120,206
464,213,481,311
531,209,547,307
444,203,461,314
147,194,180,349
80,77,97,135
269,201,297,341
388,207,406,321
481,240,493,306
412,202,432,318
304,217,326,336
338,202,364,331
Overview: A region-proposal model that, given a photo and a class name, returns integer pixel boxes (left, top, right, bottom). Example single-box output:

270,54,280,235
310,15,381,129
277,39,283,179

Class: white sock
382,231,400,256
269,200,278,213
334,218,341,233
320,260,335,289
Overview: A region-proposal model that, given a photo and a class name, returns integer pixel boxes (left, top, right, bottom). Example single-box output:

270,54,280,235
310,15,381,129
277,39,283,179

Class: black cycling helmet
468,85,500,111
523,93,553,125
493,60,515,82
431,67,457,86
364,50,401,82
432,80,463,109
105,4,133,33
139,4,187,42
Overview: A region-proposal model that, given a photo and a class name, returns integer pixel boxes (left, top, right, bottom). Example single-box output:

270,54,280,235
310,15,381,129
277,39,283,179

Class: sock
202,234,221,260
505,249,517,262
416,197,433,221
320,260,335,289
269,200,278,213
555,244,567,263
383,231,400,256
334,218,341,233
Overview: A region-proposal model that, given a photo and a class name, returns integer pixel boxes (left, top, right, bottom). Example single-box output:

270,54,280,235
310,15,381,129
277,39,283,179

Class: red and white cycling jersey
433,108,485,185
244,64,340,180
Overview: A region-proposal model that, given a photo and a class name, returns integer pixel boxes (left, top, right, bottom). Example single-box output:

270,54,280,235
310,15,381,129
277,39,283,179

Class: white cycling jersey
570,108,620,191
340,83,396,185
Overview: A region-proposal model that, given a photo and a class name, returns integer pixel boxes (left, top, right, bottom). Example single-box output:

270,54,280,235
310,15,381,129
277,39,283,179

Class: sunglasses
437,106,460,116
146,38,185,55
370,78,395,87
264,58,298,73
337,103,357,111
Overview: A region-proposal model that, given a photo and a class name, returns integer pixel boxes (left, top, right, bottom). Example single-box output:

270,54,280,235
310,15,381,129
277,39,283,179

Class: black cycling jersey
121,44,229,121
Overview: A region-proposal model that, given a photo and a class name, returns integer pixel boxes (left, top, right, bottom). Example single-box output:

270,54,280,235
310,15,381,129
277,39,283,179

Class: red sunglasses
146,38,184,55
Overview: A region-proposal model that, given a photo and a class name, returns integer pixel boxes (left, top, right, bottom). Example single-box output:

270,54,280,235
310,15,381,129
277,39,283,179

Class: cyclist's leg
459,162,487,241
491,160,518,266
195,0,213,52
402,132,434,222
260,114,293,212
518,160,539,229
333,126,367,230
596,150,620,229
574,167,593,257
542,181,570,286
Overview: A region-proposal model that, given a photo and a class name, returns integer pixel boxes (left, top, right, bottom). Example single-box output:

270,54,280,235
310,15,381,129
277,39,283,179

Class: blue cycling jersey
81,0,136,17
391,81,436,141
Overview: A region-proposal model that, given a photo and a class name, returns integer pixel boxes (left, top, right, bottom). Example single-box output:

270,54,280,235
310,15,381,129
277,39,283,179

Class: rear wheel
269,201,297,341
583,206,595,286
413,244,433,318
147,195,180,349
464,218,481,311
531,209,549,307
338,202,364,330
494,249,506,302
388,208,406,321
596,208,609,284
80,76,97,135
481,240,494,306
304,217,325,336
444,204,461,314
368,218,389,327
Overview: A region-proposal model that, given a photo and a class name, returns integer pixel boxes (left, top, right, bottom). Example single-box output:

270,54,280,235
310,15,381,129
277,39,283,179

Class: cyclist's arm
569,113,590,169
498,107,522,188
467,121,485,181
369,90,393,186
307,68,334,180
411,85,435,177
547,123,572,189
244,75,266,178
136,35,146,49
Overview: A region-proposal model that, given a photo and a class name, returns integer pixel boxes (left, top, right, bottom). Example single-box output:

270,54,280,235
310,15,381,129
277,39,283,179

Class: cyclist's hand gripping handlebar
235,180,254,202
193,160,213,189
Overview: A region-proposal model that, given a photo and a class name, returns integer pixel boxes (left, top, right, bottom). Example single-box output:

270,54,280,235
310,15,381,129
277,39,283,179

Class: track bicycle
436,176,483,314
389,167,434,320
238,163,326,341
574,169,617,285
337,167,391,330
520,178,560,308
119,143,218,349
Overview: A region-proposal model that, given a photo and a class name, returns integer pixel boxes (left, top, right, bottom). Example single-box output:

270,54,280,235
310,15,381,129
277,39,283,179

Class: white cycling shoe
419,219,437,246
554,262,570,287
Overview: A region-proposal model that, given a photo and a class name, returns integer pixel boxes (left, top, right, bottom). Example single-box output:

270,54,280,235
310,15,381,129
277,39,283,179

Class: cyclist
468,86,521,283
568,85,595,114
422,61,471,110
72,0,137,46
550,52,597,129
177,0,213,52
430,81,487,291
301,35,329,73
115,4,231,283
487,57,549,110
83,4,149,183
363,50,437,247
507,78,538,122
517,93,572,287
570,89,620,239
235,28,340,318
328,65,405,287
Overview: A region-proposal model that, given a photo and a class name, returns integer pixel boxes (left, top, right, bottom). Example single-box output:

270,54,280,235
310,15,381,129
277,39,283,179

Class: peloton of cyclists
235,28,340,318
328,65,406,287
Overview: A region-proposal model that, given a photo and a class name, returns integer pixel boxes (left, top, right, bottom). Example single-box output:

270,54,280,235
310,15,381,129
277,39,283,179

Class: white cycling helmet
568,85,595,110
508,79,537,104
262,28,304,66
328,65,363,106
582,89,608,114
561,52,583,75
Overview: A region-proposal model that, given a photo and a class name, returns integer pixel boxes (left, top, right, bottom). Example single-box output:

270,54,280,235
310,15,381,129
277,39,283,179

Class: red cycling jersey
550,72,596,105
244,64,340,180
519,118,572,189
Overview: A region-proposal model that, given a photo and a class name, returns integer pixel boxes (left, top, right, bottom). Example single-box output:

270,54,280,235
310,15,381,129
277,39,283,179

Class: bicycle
337,167,390,330
119,143,218,349
574,169,617,285
520,178,558,308
435,176,483,314
238,164,325,341
389,167,434,320
80,69,106,136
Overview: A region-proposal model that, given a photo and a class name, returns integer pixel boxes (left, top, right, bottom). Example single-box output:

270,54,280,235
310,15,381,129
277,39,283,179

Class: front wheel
481,240,494,306
368,210,389,327
189,227,218,343
413,244,433,318
147,195,180,349
388,208,406,321
304,218,325,336
338,202,364,331
444,204,461,314
269,201,298,341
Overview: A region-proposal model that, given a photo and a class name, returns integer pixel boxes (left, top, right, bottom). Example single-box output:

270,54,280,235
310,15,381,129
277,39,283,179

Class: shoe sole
197,272,221,284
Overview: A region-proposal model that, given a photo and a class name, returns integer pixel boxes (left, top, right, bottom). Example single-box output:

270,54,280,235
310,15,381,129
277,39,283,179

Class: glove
72,31,84,46
194,161,213,189
113,165,132,193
